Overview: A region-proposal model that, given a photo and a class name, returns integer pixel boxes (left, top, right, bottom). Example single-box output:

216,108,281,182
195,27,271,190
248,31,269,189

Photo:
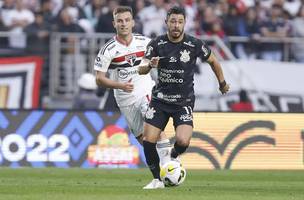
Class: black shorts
144,99,194,130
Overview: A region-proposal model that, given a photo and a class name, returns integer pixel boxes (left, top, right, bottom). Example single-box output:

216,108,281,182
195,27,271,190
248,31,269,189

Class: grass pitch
0,168,303,200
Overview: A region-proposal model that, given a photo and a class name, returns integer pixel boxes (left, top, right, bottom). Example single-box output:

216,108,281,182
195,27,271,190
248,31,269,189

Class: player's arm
206,53,230,94
95,71,134,93
138,57,160,75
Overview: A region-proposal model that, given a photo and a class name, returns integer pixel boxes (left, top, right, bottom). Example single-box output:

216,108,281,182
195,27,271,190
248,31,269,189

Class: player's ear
131,19,135,28
112,20,116,28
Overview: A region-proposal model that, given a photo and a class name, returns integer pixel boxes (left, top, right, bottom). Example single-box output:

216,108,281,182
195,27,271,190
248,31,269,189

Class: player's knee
176,139,190,148
136,134,144,145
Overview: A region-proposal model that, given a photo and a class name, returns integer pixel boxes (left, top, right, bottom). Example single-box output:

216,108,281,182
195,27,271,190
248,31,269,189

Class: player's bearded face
167,14,185,39
113,12,135,36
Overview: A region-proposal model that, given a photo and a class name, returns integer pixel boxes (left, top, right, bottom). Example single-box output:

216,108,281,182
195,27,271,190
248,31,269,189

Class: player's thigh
172,105,194,145
144,100,170,131
143,122,162,142
120,105,144,137
172,105,193,128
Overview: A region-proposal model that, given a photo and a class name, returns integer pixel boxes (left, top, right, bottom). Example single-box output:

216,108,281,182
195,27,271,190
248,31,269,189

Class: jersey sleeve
94,48,112,72
144,39,157,60
197,40,211,61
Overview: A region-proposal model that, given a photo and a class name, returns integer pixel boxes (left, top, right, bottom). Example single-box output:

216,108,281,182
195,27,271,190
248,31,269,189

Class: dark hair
166,6,186,20
113,6,133,17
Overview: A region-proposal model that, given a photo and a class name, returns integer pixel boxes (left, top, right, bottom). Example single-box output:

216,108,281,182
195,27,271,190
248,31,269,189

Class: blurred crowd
0,0,304,62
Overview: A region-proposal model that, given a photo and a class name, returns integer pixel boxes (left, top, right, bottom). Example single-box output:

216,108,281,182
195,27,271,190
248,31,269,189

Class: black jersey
145,34,211,106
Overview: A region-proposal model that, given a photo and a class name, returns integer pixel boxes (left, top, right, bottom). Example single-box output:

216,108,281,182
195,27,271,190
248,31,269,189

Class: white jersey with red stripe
94,34,154,107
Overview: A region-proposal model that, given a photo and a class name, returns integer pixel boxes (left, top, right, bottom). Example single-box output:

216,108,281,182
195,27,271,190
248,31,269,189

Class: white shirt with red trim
94,34,154,107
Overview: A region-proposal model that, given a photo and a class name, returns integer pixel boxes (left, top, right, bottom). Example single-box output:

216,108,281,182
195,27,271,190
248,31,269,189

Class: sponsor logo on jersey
118,69,138,79
180,50,190,63
157,92,181,102
145,107,156,119
157,40,167,45
169,57,177,63
183,41,195,47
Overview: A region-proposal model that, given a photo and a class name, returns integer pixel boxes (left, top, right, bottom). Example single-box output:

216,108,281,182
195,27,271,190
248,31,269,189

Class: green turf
0,168,303,200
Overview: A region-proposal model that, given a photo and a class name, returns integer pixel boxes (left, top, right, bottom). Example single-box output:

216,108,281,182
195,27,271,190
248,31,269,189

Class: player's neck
167,32,185,43
116,34,133,46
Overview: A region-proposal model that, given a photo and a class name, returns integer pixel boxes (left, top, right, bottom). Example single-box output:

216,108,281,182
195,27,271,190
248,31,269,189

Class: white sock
156,139,171,166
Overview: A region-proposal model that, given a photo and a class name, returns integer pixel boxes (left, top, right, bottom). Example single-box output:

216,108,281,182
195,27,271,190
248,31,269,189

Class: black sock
171,142,188,158
143,141,160,180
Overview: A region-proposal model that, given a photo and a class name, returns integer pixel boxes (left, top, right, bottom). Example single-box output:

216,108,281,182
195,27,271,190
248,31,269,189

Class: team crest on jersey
125,54,137,66
180,50,190,63
145,107,156,119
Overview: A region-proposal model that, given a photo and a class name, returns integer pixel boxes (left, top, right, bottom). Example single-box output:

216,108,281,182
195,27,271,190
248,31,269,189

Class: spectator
57,8,86,94
230,89,253,112
56,0,86,23
222,4,242,56
41,0,56,25
24,11,52,96
83,0,105,27
236,6,261,59
24,11,51,55
3,0,35,49
291,5,304,62
95,0,118,33
137,0,166,38
200,5,219,34
259,3,289,61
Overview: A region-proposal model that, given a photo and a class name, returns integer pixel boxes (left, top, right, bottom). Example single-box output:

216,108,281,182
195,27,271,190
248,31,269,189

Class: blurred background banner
165,113,304,170
194,60,304,112
0,110,303,170
0,110,142,168
0,57,42,108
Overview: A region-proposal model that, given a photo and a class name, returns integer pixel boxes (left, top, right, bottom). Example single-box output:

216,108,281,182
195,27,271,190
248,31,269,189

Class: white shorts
120,95,150,137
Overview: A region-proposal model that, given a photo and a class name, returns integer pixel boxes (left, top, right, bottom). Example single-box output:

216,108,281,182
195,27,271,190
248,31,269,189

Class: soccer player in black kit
138,6,230,189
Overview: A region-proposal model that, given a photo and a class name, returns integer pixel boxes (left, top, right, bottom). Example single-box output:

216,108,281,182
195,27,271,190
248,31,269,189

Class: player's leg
139,96,171,166
156,132,171,166
143,100,169,189
170,105,194,159
143,123,162,181
171,124,193,159
120,104,144,142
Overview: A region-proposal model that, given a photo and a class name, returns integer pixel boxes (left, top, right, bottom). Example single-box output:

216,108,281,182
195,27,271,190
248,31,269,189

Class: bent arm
95,71,124,89
137,58,152,75
207,53,225,84
206,53,230,94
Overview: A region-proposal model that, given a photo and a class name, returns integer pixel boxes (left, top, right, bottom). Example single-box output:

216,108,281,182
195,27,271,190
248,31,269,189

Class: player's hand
219,80,230,94
149,57,161,68
122,79,134,93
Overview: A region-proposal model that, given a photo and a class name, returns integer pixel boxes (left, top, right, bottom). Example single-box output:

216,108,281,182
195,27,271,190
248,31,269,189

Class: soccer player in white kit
94,6,171,185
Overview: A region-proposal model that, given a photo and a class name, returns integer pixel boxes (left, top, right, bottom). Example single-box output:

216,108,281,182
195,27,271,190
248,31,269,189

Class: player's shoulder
133,33,150,42
151,34,168,46
183,34,203,47
99,38,116,55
